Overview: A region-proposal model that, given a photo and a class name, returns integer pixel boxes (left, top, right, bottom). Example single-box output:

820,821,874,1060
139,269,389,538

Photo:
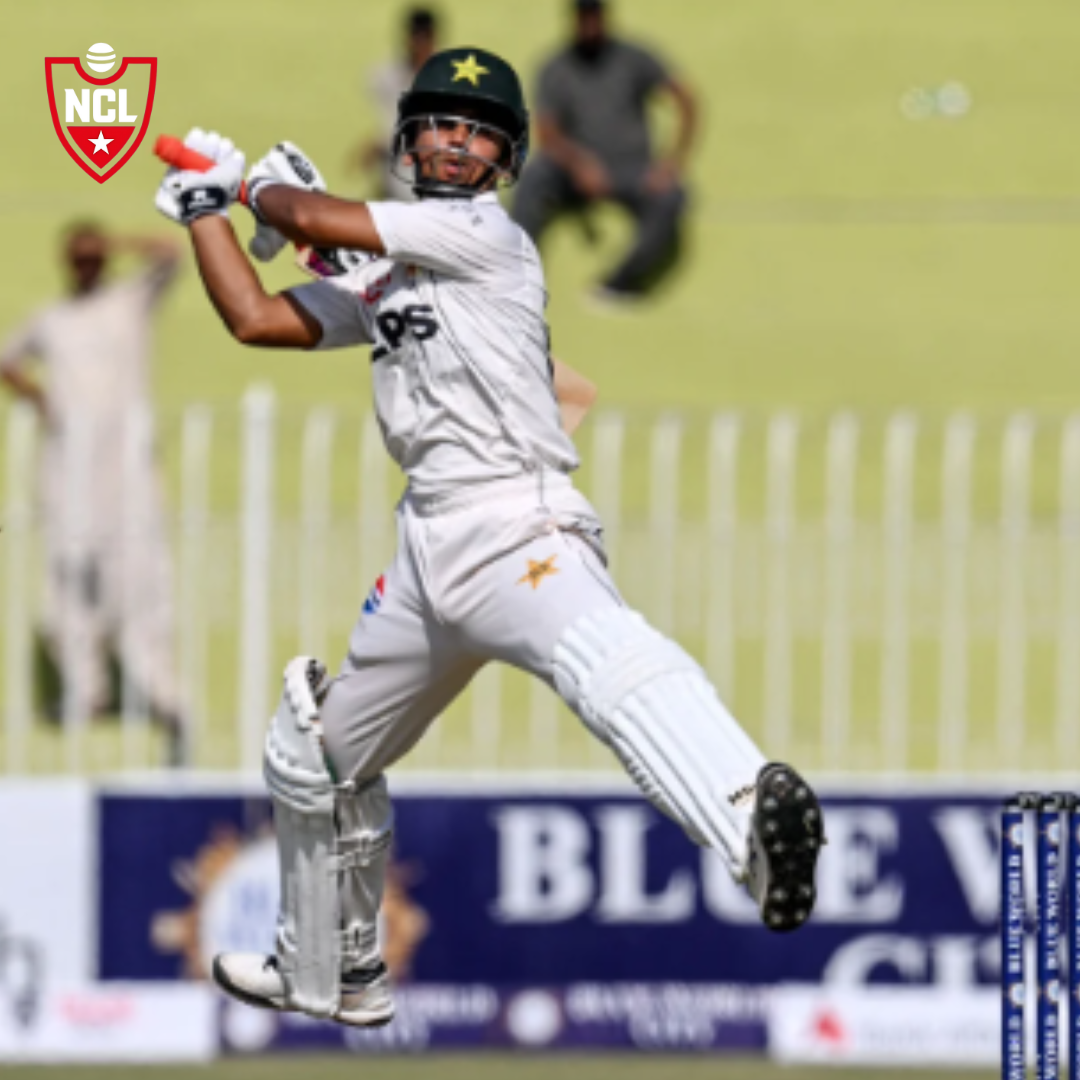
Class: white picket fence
2,390,1080,776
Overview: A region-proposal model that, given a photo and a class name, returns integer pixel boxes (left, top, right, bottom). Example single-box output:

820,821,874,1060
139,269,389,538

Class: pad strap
335,776,394,974
331,830,393,872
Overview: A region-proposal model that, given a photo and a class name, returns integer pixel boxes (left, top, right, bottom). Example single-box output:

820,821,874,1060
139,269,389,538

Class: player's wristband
245,176,280,225
177,184,231,225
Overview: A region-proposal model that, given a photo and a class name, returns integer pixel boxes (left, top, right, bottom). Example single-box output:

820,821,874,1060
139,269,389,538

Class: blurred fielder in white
154,46,824,1028
0,224,187,765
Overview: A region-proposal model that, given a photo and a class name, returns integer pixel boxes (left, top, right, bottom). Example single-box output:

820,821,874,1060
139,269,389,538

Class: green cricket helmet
392,47,530,198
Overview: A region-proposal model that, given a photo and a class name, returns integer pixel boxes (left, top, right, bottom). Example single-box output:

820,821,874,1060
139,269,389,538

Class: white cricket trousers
320,469,767,838
321,472,620,779
316,468,770,918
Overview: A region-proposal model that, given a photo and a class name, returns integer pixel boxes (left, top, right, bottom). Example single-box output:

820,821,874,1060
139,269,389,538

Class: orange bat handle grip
153,134,249,205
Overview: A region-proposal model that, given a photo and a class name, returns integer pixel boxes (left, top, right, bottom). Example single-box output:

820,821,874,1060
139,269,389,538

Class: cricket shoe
744,763,825,933
212,953,394,1028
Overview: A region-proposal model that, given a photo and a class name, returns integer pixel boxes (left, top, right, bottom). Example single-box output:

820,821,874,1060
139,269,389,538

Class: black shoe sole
211,956,285,1012
335,1010,395,1030
754,763,825,933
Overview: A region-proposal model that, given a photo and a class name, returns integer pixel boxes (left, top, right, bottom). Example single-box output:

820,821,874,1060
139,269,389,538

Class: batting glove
246,141,326,219
155,128,246,226
244,142,328,262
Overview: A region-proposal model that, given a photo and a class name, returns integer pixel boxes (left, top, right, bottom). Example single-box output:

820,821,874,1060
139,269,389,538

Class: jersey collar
419,190,500,205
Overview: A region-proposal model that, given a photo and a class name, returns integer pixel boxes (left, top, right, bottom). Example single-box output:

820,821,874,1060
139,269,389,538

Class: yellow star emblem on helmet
451,53,490,87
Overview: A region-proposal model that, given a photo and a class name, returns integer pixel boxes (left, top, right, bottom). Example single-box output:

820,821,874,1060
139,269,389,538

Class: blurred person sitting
512,0,698,303
0,222,188,765
356,7,440,201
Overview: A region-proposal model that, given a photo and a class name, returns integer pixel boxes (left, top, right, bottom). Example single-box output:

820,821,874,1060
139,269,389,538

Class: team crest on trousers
45,44,157,183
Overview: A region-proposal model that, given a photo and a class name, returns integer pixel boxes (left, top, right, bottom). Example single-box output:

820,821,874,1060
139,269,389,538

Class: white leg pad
553,607,766,873
335,776,394,974
263,657,340,1018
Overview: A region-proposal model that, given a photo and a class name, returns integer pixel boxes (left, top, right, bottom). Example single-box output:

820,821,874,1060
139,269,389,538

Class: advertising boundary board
0,983,215,1062
88,772,1028,1057
768,985,1001,1066
0,773,1056,1059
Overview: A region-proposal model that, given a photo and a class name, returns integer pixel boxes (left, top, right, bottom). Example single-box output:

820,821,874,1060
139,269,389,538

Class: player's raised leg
553,604,824,931
456,520,824,932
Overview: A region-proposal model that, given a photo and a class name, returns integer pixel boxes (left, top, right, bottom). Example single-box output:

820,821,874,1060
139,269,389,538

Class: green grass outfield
2,0,1080,773
6,0,1080,412
0,1057,997,1080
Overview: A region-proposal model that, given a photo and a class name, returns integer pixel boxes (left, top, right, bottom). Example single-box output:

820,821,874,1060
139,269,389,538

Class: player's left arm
252,144,515,282
253,186,387,257
552,356,597,436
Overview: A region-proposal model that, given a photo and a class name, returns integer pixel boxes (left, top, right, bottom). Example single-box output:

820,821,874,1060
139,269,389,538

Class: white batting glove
247,141,327,207
155,128,245,226
244,141,327,262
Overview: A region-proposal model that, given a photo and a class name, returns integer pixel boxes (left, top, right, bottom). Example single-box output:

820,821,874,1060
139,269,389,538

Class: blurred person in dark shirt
512,0,697,303
356,7,440,200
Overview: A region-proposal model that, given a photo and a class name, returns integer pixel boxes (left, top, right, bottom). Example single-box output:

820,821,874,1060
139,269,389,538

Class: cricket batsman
154,47,825,1028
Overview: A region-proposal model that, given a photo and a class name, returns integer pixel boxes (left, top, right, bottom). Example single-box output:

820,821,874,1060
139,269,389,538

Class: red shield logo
45,53,157,183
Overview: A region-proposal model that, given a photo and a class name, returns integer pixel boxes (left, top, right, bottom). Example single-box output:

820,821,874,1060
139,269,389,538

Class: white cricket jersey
290,192,580,496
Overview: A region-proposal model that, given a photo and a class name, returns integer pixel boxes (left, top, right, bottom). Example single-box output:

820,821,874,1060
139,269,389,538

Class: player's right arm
155,130,333,349
188,215,324,348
